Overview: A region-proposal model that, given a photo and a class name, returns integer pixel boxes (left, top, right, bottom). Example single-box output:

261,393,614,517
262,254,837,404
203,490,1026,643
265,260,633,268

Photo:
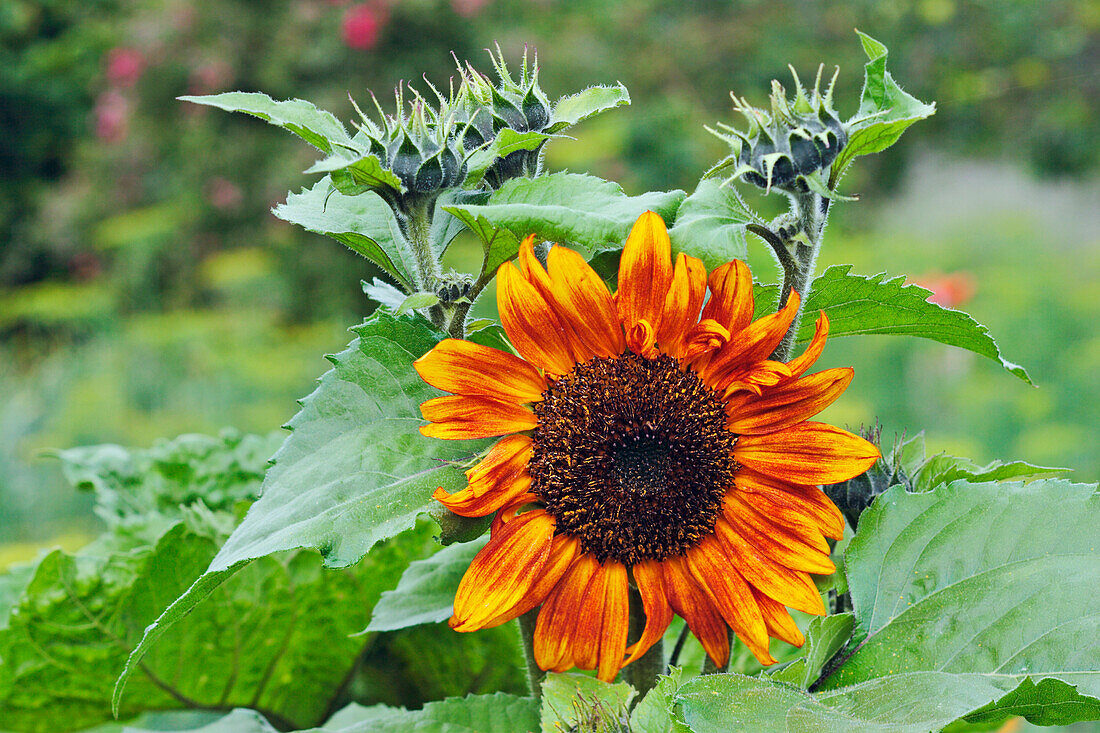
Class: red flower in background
342,4,386,50
909,272,976,309
105,47,145,88
451,0,491,17
94,91,130,143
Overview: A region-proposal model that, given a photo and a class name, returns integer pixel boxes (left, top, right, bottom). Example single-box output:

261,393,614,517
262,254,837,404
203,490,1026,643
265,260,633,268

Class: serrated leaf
463,129,550,187
180,92,354,155
441,207,521,276
273,178,415,290
307,154,405,197
822,479,1100,725
547,83,631,133
755,265,1032,383
365,535,487,633
830,32,935,186
769,614,855,689
114,313,489,715
319,693,539,732
667,179,752,271
629,668,684,733
362,278,407,310
540,673,635,733
446,173,685,258
911,453,1068,492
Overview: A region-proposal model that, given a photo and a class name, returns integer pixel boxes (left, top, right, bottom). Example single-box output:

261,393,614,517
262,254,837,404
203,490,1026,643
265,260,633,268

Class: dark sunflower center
529,353,737,565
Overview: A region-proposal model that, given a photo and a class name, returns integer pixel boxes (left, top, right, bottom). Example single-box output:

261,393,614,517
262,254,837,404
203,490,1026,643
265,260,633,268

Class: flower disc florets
709,65,848,195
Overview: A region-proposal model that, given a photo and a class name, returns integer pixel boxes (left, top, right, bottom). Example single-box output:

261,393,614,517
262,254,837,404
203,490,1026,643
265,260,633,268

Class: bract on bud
708,65,848,196
823,424,913,529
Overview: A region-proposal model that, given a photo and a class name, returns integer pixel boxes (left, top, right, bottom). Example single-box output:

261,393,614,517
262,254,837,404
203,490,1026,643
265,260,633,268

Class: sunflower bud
708,65,848,196
435,270,473,305
822,425,913,530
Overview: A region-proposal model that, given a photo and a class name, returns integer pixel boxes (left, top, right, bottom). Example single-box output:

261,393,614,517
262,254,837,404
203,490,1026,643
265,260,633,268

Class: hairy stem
398,197,445,329
517,608,545,698
666,623,690,671
769,191,829,362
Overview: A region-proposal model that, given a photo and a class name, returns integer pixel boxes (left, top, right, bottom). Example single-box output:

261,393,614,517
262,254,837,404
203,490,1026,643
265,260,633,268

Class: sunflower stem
623,591,663,699
517,608,545,698
397,198,446,329
770,191,828,362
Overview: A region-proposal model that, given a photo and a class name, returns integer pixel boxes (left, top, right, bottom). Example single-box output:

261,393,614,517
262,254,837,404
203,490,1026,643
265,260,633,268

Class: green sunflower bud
434,270,474,305
822,424,913,530
708,65,848,196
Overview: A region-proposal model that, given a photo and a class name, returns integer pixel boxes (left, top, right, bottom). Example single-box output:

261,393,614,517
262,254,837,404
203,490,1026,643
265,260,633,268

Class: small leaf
769,614,855,689
442,208,521,276
463,129,550,187
667,179,752,271
362,278,407,310
756,265,1032,383
540,673,635,733
180,92,354,155
446,173,685,258
273,178,415,290
396,291,440,315
319,693,539,732
123,709,277,733
830,32,935,186
547,82,631,133
365,535,488,633
911,453,1069,492
114,313,488,714
629,668,684,733
307,153,405,197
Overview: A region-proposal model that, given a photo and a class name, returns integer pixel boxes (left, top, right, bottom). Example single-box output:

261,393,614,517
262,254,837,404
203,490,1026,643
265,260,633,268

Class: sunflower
414,211,879,682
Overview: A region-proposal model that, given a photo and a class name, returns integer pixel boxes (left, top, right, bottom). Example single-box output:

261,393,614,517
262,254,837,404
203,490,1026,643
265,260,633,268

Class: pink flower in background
94,91,130,143
205,177,244,211
105,47,145,88
188,60,235,96
909,272,976,309
451,0,491,17
342,3,385,50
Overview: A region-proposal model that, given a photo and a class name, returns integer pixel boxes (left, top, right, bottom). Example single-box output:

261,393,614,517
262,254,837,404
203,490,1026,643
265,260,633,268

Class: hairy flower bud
708,65,849,196
823,424,913,529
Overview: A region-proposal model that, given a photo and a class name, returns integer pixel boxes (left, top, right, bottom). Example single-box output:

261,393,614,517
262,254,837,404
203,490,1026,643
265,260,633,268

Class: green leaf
910,453,1068,492
539,673,635,733
396,291,440,315
362,278,407,310
756,265,1032,383
180,92,354,155
769,614,855,689
122,709,277,733
273,178,415,291
463,129,550,187
306,153,405,197
823,479,1100,725
629,668,684,733
830,32,935,186
440,208,521,276
365,535,487,633
547,83,631,133
445,173,685,258
317,693,539,732
114,313,488,715
667,179,752,271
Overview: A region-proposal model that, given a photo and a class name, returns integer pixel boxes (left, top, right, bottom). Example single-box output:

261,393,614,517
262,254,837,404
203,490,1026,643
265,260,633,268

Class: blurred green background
2,0,1098,563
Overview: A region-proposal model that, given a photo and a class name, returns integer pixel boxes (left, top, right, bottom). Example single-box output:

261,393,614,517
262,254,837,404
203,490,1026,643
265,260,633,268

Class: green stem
399,197,445,329
622,589,664,699
517,608,545,698
770,191,829,362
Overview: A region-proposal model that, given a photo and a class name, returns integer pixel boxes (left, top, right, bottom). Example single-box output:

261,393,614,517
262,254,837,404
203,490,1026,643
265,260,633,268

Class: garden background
1,1,1098,727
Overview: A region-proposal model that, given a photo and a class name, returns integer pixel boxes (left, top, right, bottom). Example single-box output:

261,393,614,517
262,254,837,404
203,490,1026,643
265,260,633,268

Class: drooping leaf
910,453,1067,492
362,278,407,311
667,179,752,271
629,668,684,733
546,83,631,133
365,535,487,633
305,153,405,197
445,173,685,258
395,291,440,315
273,178,415,291
821,479,1100,725
180,92,355,155
768,614,855,689
443,208,521,277
114,313,488,714
540,673,635,733
829,32,935,187
755,265,1032,383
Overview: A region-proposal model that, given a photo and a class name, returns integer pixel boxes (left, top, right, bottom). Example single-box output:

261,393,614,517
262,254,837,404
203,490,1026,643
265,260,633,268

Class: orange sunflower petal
419,394,537,440
656,253,707,357
450,509,556,631
726,368,854,435
663,555,730,669
497,260,577,376
534,553,599,672
722,493,835,574
624,559,674,665
681,319,731,364
415,338,547,404
734,421,880,485
684,536,774,665
483,534,582,628
568,560,629,682
546,245,626,358
617,211,673,337
432,435,533,517
735,467,845,539
704,291,801,388
786,311,829,378
700,259,754,335
753,589,805,647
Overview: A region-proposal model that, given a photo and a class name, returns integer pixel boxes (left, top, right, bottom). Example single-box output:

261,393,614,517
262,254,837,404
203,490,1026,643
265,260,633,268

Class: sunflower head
414,211,879,682
708,65,848,195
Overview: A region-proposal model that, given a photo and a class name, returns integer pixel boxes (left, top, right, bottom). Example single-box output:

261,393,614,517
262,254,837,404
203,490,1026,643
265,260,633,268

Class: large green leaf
444,173,685,258
546,83,631,133
755,265,1032,383
114,313,488,714
667,179,752,271
365,535,487,633
829,32,935,186
318,693,539,732
629,668,684,733
539,673,635,733
273,178,415,290
179,92,355,155
822,479,1100,725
